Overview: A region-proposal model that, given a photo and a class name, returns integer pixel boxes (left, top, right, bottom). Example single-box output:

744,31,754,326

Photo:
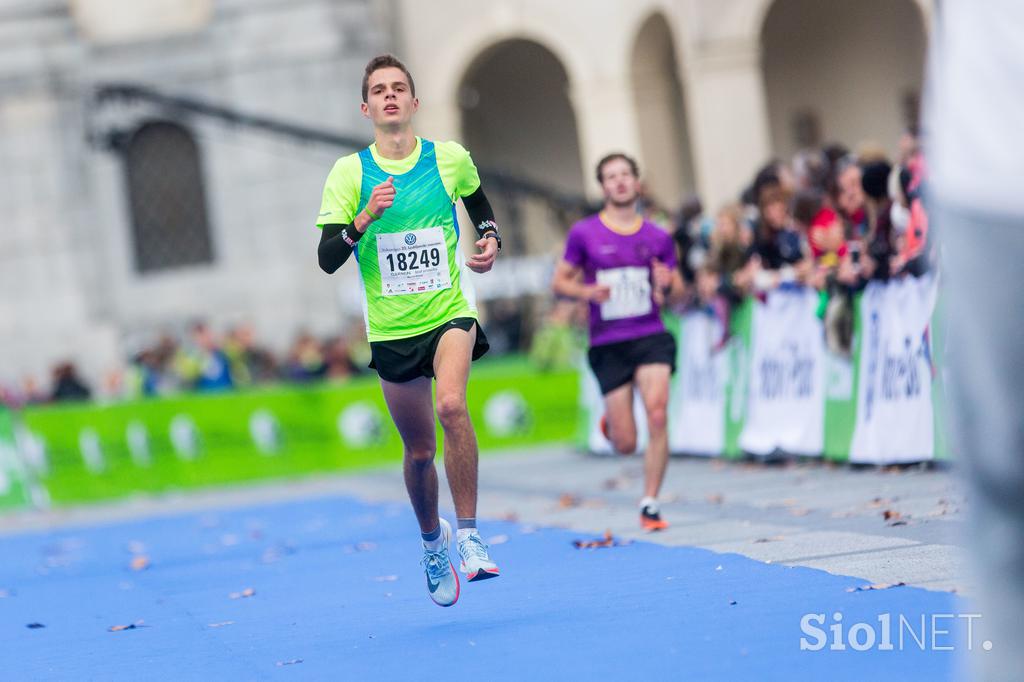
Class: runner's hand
587,284,612,303
651,258,673,293
468,235,498,273
365,176,396,220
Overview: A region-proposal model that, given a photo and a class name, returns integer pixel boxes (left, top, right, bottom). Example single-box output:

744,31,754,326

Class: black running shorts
369,317,490,383
587,331,677,395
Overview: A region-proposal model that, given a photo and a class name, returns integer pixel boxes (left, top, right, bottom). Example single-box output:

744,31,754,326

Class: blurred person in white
926,2,1024,679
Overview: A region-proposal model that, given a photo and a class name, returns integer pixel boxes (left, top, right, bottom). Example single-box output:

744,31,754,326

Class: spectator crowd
661,125,931,354
1,322,372,408
3,128,932,408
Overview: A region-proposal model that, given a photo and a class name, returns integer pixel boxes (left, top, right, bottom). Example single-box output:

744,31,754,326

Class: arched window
124,121,214,273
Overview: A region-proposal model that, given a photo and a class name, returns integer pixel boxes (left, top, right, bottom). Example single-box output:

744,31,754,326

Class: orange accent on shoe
640,515,669,532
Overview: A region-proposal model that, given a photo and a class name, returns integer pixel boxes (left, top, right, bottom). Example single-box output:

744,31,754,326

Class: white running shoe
421,518,459,607
457,529,501,582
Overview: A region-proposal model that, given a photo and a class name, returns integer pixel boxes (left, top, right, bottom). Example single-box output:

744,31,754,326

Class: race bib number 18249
376,227,452,297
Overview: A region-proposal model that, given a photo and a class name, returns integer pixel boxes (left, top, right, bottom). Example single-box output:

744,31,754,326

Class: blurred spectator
484,299,526,355
750,185,811,291
639,187,673,230
529,300,584,371
323,335,360,381
672,195,706,286
700,204,754,349
284,331,327,382
807,206,848,270
346,321,373,371
791,149,829,194
1,375,47,408
225,323,278,387
176,322,234,391
860,159,897,282
50,362,91,402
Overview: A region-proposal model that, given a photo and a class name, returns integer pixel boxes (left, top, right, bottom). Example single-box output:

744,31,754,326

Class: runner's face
600,158,640,208
362,67,418,127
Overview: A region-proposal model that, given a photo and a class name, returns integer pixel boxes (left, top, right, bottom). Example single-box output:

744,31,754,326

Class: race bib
597,266,652,320
376,227,452,297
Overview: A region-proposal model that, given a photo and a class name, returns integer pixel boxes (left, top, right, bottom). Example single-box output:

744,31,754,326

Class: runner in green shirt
315,55,502,608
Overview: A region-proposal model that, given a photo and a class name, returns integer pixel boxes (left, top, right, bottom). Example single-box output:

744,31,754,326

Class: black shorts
587,331,677,395
369,317,490,383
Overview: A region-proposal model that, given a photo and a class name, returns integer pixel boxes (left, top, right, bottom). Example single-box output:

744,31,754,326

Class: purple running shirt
562,213,677,347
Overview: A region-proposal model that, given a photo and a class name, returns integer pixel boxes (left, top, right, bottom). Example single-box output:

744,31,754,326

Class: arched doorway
761,0,926,159
630,13,695,213
459,39,583,197
458,39,585,352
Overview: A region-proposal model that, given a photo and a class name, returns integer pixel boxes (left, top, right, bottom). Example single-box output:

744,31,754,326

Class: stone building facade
0,0,929,390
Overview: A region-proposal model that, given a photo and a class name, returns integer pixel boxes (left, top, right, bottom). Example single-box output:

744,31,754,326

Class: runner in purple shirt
553,153,686,531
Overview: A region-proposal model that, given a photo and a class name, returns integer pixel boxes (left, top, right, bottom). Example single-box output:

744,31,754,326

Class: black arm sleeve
461,186,498,236
318,223,361,274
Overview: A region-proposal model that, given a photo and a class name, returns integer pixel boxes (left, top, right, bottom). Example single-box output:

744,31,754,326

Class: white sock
640,496,659,513
422,523,445,551
456,527,478,543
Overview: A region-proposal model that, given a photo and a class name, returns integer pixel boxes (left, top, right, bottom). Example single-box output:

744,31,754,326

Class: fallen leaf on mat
572,530,631,550
487,534,509,546
753,536,785,543
26,623,45,629
558,493,580,508
108,621,145,632
847,582,906,593
276,660,303,667
207,621,234,628
706,493,724,505
129,555,151,571
603,477,632,491
229,588,256,599
882,509,901,521
729,600,738,606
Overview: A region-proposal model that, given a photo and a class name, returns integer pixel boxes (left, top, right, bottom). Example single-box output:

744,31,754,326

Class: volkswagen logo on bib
404,233,417,246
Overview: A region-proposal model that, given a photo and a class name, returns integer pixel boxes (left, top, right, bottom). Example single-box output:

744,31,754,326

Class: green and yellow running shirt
316,137,482,342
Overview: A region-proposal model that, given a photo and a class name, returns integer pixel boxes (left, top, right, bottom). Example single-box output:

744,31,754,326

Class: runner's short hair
362,54,416,103
596,153,640,183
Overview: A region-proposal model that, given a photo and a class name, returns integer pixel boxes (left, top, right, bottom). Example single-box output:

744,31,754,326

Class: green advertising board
16,358,578,506
0,408,30,511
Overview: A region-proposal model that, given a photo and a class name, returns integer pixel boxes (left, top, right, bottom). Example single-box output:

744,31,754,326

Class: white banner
739,288,826,456
850,275,938,463
669,312,727,456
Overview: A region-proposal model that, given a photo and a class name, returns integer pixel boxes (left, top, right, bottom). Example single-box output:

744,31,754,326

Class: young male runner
552,153,685,531
315,55,502,607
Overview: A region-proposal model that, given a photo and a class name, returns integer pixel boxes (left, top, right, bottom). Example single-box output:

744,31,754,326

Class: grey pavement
0,446,969,594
